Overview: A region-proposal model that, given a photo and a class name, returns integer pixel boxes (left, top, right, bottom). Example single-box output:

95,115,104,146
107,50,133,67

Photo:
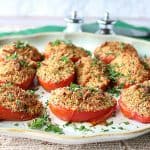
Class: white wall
0,0,149,19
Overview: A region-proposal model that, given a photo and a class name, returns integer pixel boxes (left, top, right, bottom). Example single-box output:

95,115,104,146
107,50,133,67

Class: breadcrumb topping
45,40,89,60
94,41,138,61
121,80,150,117
0,83,43,115
110,53,150,85
0,41,43,64
75,57,109,89
37,55,75,82
0,59,35,84
50,86,116,112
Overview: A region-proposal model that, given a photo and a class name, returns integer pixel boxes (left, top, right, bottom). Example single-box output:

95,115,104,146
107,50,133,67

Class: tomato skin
0,74,35,90
119,98,150,123
0,105,38,121
100,55,115,64
49,102,116,122
38,73,75,91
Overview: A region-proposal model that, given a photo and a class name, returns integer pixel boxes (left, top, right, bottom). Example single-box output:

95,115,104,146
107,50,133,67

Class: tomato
119,98,150,123
100,55,115,64
0,75,35,90
49,102,116,122
0,105,38,121
38,73,75,91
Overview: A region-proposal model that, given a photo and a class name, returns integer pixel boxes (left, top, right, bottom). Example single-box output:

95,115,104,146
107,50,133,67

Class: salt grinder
64,11,83,33
97,12,116,34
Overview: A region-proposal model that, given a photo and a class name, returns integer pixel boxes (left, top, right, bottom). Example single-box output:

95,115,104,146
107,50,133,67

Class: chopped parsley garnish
118,127,124,130
101,128,109,132
28,114,63,134
76,125,91,132
91,58,99,66
6,52,18,60
28,115,48,129
37,61,41,68
106,65,124,82
142,61,149,70
51,40,72,46
19,60,28,67
123,121,129,125
69,83,81,91
45,100,49,106
120,42,125,50
88,87,98,93
107,83,124,97
14,123,19,126
106,121,113,126
7,93,14,101
45,124,63,134
26,90,35,95
2,82,13,87
64,122,71,126
111,127,116,129
14,41,28,49
16,99,21,106
85,50,92,56
61,56,69,63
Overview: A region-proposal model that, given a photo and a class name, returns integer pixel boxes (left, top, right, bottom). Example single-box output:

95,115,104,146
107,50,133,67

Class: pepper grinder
64,11,83,33
96,12,116,34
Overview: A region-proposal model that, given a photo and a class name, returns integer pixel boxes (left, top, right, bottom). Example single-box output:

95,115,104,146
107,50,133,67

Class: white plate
0,32,149,144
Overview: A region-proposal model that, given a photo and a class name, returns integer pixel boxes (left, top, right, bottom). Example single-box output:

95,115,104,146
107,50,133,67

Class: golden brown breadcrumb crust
109,53,150,85
94,41,138,61
37,55,75,82
0,41,43,64
0,59,35,85
45,40,89,60
50,86,116,112
75,57,109,89
0,83,43,115
121,80,150,117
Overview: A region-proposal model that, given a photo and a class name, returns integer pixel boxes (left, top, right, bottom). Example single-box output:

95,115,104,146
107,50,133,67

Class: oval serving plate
0,32,149,144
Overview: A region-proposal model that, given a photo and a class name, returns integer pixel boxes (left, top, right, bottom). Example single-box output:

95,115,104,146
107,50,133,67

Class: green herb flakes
106,121,113,126
69,83,81,91
61,56,69,63
28,114,63,134
6,52,18,60
123,121,129,125
14,123,19,126
106,65,124,82
26,90,35,95
45,124,63,134
85,50,92,56
14,41,28,49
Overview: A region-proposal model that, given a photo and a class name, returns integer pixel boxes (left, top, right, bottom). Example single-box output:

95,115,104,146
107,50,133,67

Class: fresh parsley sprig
28,114,63,134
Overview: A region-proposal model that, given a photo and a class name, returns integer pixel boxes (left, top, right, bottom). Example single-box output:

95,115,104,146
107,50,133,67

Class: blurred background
0,0,149,30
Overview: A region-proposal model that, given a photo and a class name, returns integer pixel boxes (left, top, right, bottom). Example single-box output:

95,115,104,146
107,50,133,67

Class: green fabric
0,21,149,41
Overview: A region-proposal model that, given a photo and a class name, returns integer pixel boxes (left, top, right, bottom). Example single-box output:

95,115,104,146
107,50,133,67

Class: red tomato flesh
38,73,75,91
0,105,38,121
49,103,116,122
119,99,150,123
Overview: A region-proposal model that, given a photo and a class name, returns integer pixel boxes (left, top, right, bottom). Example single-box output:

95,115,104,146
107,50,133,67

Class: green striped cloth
0,20,150,41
